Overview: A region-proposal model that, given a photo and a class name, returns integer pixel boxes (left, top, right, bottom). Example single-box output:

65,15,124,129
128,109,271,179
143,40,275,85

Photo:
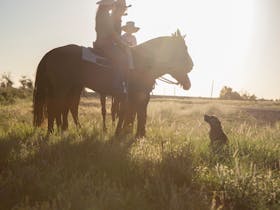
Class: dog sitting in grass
204,115,228,152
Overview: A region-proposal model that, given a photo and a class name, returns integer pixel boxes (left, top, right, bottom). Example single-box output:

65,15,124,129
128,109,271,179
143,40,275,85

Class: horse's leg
58,88,80,132
115,95,127,136
48,114,55,134
61,92,72,131
115,97,121,119
70,88,82,128
55,98,63,132
111,97,116,125
136,92,150,138
62,106,69,131
131,109,137,129
111,96,121,125
100,94,107,132
47,98,55,134
123,94,136,134
71,103,81,128
71,105,81,128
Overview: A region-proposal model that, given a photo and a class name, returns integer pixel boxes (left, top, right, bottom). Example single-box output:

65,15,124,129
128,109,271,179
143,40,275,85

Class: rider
121,21,140,47
94,0,132,93
112,0,134,76
112,0,131,35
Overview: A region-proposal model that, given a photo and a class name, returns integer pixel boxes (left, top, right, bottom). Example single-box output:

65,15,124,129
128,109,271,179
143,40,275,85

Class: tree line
219,86,257,101
0,73,276,104
0,73,33,105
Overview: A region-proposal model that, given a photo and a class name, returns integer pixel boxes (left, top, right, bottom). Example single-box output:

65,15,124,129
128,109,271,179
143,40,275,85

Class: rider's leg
125,48,134,70
102,45,129,94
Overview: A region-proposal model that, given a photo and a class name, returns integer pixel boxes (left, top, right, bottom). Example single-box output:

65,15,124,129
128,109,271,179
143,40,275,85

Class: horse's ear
176,29,182,37
172,29,185,39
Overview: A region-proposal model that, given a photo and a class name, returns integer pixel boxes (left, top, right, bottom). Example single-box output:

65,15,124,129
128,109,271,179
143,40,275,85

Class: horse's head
134,31,193,90
162,30,193,90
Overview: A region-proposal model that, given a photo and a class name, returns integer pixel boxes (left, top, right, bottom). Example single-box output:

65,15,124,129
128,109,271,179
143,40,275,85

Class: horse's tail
33,55,48,127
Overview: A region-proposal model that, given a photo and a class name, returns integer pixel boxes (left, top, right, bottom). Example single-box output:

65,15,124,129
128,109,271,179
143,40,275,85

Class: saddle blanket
82,47,109,66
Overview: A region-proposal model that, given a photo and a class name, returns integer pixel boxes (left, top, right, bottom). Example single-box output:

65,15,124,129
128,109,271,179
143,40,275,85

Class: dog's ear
204,114,210,122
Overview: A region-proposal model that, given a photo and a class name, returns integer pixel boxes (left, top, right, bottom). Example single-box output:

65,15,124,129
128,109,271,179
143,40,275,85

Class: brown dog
204,115,228,149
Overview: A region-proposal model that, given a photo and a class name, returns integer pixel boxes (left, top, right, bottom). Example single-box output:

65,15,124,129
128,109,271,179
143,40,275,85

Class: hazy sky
0,0,279,99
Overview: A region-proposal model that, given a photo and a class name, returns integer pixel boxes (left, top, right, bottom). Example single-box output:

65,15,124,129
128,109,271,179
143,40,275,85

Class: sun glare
135,0,257,97
0,0,279,98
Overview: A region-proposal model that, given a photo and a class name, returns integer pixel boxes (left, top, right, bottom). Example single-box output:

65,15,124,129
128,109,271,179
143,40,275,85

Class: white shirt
121,33,137,47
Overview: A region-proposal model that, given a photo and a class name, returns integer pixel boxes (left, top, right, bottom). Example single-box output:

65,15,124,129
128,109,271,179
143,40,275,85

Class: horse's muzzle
181,73,191,90
182,79,191,90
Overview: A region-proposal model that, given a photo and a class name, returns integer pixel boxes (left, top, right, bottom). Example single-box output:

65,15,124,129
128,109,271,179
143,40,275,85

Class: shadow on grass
0,132,205,210
0,138,19,171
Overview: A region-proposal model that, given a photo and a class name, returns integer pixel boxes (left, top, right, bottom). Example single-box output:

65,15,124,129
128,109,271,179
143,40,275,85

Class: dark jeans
98,44,129,92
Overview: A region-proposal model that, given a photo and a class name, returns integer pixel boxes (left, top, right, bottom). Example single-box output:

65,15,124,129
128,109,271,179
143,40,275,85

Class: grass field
0,97,279,210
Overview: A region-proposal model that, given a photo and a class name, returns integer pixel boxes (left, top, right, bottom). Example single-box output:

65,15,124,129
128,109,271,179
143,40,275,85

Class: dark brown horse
33,30,193,135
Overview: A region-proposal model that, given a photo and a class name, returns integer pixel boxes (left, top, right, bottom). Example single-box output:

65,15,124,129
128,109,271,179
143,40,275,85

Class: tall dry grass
0,97,279,210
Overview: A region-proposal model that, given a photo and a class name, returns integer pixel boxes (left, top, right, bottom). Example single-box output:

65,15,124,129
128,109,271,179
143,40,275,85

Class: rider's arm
109,13,128,49
113,33,128,48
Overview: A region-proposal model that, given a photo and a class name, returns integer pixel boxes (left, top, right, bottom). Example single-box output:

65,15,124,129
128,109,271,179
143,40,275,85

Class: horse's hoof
47,129,53,136
115,131,121,137
123,126,133,135
135,133,146,139
62,126,68,131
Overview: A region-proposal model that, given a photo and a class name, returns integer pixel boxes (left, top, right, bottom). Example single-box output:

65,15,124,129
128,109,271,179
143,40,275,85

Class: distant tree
19,76,33,90
219,86,232,100
241,92,250,100
0,73,13,88
220,86,242,100
0,73,33,104
248,94,257,101
220,86,257,101
231,91,243,100
241,91,257,101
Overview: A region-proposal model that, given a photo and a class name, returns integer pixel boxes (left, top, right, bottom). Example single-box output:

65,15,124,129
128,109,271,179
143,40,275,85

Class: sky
0,0,279,99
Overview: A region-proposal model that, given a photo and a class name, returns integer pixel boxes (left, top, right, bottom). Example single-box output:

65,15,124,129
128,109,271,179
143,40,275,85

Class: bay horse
33,30,193,136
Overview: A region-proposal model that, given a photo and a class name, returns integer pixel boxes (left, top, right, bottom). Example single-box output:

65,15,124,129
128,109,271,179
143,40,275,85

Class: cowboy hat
122,21,140,33
96,0,115,6
115,0,132,8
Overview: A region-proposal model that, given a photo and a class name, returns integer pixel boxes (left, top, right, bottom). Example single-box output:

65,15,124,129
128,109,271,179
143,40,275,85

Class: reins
158,76,179,85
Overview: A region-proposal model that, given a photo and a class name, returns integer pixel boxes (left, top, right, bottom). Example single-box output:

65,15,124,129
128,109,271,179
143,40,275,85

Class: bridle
158,76,179,85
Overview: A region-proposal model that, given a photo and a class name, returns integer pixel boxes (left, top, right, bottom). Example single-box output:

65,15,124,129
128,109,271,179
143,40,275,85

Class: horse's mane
134,29,186,50
133,36,171,50
131,31,188,71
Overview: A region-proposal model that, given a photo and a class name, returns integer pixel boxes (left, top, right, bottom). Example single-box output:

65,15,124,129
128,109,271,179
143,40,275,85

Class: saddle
82,46,111,67
82,45,127,93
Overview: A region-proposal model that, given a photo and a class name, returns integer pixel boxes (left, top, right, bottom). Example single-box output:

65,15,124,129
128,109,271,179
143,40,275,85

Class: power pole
211,80,214,98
